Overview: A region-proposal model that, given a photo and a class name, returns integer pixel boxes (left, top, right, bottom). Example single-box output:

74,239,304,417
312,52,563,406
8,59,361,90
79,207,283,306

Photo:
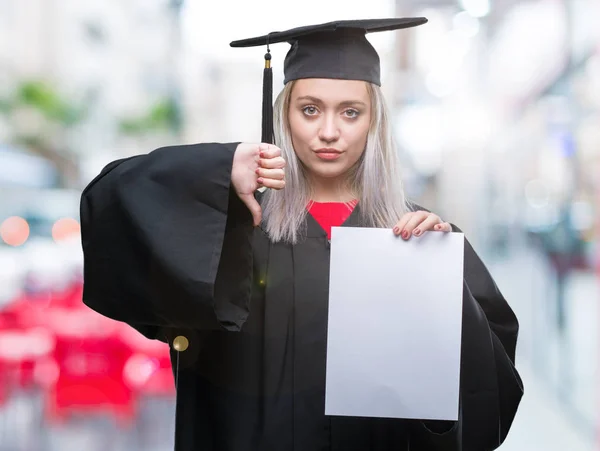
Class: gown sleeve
409,224,524,450
80,142,256,341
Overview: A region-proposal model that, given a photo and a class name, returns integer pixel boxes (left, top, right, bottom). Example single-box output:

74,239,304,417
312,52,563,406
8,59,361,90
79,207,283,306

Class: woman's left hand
393,211,452,240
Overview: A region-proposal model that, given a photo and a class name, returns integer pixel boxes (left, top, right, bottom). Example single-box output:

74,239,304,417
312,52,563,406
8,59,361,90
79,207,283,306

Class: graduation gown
80,142,523,451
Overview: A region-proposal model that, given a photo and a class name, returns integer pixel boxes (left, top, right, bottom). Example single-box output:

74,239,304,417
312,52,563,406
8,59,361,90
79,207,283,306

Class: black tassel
261,51,273,144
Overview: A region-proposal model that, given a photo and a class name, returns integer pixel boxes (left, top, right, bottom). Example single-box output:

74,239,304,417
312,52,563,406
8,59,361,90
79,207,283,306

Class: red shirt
307,200,358,240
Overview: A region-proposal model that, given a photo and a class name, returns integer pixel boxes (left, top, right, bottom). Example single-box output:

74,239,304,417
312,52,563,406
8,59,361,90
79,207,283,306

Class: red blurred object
43,307,136,424
50,281,84,308
0,326,55,391
0,280,174,426
119,325,174,397
0,281,84,325
0,325,8,406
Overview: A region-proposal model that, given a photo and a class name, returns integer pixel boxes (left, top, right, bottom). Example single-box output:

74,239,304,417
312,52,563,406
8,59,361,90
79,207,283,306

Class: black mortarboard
230,18,428,143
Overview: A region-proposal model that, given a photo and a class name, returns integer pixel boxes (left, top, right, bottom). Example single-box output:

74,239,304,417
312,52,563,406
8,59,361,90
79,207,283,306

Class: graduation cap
230,18,428,144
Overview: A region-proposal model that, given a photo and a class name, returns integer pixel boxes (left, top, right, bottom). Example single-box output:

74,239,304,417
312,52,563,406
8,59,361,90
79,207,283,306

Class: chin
307,164,349,179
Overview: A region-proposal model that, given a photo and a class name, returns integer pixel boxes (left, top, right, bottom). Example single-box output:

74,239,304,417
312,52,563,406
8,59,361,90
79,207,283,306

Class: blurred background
0,0,598,449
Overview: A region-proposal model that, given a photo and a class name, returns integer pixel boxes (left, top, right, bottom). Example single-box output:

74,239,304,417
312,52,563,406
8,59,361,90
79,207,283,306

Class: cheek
289,114,314,149
346,121,370,153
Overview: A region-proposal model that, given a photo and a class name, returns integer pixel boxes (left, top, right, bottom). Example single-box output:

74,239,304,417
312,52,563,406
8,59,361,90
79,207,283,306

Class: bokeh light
51,217,81,243
0,216,30,246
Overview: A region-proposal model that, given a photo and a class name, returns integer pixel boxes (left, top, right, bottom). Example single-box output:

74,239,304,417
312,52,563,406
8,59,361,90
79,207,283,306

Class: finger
259,156,286,169
393,211,428,239
401,212,428,239
239,193,262,226
258,178,285,190
256,168,285,180
434,222,453,232
393,213,415,236
258,144,282,159
412,214,442,237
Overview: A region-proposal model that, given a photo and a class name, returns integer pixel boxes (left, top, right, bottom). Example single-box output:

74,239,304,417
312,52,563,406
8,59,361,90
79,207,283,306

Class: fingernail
413,228,421,236
260,151,266,158
435,224,440,230
257,178,264,184
393,226,400,235
401,231,409,239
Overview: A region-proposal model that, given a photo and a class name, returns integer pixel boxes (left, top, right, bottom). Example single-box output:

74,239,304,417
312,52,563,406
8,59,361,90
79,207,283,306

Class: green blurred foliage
17,81,83,126
119,98,180,135
0,80,85,186
0,80,85,127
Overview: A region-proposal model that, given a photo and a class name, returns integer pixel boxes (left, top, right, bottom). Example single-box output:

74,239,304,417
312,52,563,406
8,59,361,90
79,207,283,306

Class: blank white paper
325,227,465,421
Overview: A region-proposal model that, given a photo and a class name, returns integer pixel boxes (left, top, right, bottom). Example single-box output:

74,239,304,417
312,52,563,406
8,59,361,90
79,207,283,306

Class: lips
315,148,342,154
314,148,343,161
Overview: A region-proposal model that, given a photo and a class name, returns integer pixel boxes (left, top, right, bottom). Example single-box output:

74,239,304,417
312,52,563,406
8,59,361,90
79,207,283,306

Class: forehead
291,79,370,103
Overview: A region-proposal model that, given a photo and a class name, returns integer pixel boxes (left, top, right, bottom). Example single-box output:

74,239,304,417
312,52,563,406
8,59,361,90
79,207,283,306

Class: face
288,78,371,181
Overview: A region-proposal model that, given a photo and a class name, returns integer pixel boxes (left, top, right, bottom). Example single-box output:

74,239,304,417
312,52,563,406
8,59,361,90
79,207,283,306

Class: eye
344,109,360,119
302,105,319,116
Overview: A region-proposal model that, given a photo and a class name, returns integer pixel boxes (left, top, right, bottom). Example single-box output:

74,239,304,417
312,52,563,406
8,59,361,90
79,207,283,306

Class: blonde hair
262,80,410,244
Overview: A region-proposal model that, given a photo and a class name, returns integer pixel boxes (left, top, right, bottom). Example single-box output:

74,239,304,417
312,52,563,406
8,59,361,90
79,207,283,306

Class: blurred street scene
1,0,599,449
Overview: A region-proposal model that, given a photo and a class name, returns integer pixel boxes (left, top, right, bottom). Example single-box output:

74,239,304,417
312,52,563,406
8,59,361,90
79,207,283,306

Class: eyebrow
295,95,368,108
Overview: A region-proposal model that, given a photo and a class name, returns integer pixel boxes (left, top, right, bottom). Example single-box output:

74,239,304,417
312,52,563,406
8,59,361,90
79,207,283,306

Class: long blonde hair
262,80,410,244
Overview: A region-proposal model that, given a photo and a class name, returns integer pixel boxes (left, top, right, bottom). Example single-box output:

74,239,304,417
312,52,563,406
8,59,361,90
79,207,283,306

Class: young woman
80,18,523,451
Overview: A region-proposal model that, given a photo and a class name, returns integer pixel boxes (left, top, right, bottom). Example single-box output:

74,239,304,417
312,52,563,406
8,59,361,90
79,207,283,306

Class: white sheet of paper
325,227,465,421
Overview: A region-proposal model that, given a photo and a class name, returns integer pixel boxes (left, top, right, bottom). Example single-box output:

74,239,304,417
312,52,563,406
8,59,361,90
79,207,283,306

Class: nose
318,114,340,143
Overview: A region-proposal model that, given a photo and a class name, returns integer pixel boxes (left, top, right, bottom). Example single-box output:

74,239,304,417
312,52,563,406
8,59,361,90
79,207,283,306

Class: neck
309,174,356,203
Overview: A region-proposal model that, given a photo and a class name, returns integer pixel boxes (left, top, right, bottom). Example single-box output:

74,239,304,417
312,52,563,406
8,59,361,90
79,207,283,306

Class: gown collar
302,201,363,238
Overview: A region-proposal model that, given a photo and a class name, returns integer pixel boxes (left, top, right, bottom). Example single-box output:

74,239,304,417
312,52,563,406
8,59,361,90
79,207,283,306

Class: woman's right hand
231,143,286,226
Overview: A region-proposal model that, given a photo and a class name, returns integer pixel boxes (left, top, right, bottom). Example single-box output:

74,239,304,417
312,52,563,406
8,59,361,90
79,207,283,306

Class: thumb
239,193,262,226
